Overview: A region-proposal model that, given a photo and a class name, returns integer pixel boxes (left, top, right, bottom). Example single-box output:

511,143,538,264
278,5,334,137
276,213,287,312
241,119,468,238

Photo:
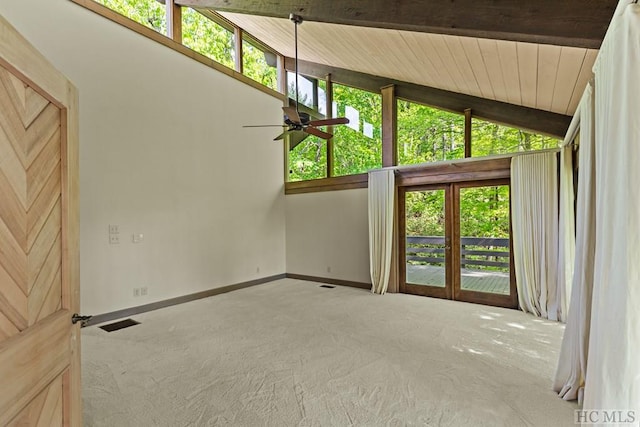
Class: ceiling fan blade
283,106,301,124
288,130,309,151
308,117,350,127
305,126,333,140
243,125,288,128
274,129,294,140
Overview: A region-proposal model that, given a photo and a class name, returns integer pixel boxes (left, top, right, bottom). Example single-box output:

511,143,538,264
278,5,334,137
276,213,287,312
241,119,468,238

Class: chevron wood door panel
7,376,63,427
0,13,80,426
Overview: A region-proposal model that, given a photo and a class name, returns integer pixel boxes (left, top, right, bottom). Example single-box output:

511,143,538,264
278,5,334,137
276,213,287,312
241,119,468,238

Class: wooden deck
406,264,510,295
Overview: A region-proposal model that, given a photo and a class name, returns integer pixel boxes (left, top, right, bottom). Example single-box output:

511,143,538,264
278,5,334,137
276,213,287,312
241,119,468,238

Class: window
398,100,465,165
288,136,327,182
288,79,327,181
181,8,235,69
91,1,285,93
472,118,559,156
242,38,278,91
332,83,382,176
288,73,321,110
96,0,166,33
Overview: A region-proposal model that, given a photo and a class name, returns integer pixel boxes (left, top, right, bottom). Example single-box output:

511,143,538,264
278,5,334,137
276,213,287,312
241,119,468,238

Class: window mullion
326,74,334,178
166,1,182,42
234,28,243,73
381,84,397,167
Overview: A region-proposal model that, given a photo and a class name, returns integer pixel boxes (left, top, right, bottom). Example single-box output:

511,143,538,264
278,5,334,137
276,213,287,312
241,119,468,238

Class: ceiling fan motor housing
285,111,310,126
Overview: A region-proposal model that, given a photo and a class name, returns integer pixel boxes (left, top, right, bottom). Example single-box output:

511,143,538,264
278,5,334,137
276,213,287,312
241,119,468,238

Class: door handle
71,313,92,326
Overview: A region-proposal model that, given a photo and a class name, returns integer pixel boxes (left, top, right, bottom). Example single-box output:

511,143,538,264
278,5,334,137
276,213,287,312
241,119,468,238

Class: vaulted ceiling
179,0,617,134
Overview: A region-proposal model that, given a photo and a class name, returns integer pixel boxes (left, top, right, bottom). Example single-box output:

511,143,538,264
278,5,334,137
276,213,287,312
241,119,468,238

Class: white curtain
556,143,575,322
368,169,395,295
554,84,595,403
511,152,560,319
583,1,640,415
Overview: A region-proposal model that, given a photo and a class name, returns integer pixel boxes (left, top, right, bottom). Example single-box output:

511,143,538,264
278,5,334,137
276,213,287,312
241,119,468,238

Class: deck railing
406,236,510,270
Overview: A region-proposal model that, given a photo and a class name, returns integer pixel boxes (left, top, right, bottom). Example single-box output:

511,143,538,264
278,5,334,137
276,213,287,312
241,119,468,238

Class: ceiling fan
243,13,349,145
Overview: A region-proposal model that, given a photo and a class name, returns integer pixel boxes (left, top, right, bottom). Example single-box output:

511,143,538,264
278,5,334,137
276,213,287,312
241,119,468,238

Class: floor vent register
99,318,140,332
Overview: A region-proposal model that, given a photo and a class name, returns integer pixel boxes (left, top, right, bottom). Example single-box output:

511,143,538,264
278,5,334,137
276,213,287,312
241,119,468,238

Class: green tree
181,8,234,69
472,118,558,156
242,40,277,90
332,84,382,176
398,101,465,165
288,80,325,181
96,0,166,32
288,137,327,181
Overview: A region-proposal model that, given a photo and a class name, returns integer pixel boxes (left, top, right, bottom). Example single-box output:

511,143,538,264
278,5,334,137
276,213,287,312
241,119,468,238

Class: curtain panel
583,2,640,415
557,144,576,322
368,170,395,295
511,152,560,320
554,84,595,403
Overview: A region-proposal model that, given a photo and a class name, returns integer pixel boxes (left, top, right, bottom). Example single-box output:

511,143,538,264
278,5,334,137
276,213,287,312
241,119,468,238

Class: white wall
286,189,370,284
0,0,286,314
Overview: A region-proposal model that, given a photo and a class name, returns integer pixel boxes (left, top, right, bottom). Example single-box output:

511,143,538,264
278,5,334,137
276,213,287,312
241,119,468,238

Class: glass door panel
399,180,517,309
455,182,516,308
458,185,510,294
402,187,451,298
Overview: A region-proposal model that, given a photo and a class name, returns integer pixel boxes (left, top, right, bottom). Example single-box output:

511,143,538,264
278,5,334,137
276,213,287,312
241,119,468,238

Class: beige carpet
82,279,576,426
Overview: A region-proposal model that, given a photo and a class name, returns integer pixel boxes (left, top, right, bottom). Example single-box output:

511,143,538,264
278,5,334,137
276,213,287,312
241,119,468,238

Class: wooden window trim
234,27,243,73
285,173,368,194
285,156,512,194
381,84,397,167
396,157,511,187
166,0,182,42
326,74,334,177
68,0,285,101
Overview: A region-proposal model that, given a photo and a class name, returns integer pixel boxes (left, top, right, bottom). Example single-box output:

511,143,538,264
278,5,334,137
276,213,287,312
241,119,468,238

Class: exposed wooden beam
284,57,571,139
276,54,286,94
176,0,616,48
381,84,397,167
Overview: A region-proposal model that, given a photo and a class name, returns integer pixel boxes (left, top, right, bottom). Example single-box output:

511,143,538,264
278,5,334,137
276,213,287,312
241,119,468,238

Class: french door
399,180,517,308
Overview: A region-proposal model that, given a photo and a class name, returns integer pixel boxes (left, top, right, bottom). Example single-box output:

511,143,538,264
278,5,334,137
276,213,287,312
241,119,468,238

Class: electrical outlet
327,266,331,273
256,266,260,274
109,224,119,234
140,287,148,296
109,234,120,244
132,233,144,243
133,288,140,297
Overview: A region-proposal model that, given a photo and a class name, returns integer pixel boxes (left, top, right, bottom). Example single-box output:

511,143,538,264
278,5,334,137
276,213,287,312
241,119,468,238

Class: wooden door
453,180,517,309
0,14,80,426
399,185,454,299
399,180,517,309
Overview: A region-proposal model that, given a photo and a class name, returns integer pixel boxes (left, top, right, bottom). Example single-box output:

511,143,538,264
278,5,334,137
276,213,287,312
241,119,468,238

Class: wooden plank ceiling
177,0,617,122
218,12,599,116
182,0,615,48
